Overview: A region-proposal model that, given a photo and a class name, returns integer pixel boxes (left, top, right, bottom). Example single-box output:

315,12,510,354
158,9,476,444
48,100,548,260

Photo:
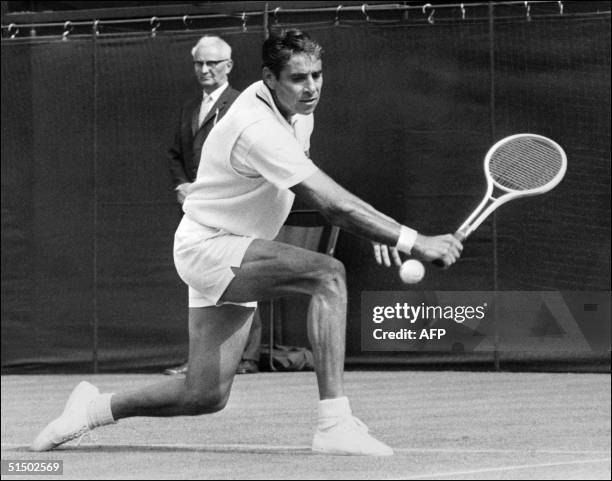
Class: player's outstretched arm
291,169,462,267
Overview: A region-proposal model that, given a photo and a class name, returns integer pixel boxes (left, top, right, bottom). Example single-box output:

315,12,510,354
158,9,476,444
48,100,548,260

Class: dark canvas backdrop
2,13,610,372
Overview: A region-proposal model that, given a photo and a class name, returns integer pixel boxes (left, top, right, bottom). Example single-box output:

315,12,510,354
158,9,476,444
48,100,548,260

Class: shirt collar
255,81,297,128
203,82,229,104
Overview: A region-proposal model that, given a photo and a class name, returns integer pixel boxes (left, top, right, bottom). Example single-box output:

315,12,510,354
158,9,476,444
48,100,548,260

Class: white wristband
396,225,418,255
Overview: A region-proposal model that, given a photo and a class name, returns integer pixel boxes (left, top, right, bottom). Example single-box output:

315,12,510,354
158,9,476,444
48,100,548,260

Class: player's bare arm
291,169,463,267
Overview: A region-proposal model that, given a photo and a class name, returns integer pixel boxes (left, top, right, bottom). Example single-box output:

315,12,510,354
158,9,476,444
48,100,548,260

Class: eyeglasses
193,59,230,69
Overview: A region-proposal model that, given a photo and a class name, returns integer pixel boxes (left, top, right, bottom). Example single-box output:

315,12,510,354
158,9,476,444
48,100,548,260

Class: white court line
2,442,610,456
1,443,311,453
394,447,612,455
400,457,611,480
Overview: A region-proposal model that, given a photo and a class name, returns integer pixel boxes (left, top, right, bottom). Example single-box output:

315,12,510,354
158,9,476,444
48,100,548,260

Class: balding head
191,35,232,59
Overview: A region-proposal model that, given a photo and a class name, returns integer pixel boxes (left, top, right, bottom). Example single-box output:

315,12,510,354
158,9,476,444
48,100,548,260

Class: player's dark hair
262,29,322,77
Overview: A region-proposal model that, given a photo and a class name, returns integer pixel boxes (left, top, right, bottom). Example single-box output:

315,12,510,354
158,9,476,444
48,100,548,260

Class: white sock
86,393,116,428
317,396,351,428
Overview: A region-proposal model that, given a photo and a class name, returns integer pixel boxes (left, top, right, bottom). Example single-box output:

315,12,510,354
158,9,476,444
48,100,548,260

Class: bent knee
183,387,230,415
313,257,346,296
328,257,346,283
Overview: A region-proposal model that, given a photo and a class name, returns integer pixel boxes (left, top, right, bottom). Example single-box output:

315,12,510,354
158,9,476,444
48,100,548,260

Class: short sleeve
233,119,319,190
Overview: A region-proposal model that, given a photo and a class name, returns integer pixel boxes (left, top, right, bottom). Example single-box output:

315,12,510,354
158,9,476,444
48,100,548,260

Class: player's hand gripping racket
433,133,567,266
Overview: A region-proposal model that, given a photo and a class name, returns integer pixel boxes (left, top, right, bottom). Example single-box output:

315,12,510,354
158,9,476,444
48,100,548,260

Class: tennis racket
434,133,567,265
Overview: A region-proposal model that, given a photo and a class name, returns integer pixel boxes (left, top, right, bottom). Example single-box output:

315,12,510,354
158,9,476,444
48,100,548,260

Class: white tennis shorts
173,215,256,308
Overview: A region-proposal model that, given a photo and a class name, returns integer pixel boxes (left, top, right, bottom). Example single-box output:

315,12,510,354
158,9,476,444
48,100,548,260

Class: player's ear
225,59,234,74
262,66,277,90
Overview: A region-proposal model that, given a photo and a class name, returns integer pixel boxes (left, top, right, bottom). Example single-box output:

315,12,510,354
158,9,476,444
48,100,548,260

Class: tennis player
32,29,462,456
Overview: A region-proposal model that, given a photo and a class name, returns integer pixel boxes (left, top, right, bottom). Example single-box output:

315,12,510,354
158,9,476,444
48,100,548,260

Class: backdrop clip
8,23,19,39
62,21,73,41
422,3,435,24
335,5,343,26
361,4,370,22
524,2,531,21
150,16,160,37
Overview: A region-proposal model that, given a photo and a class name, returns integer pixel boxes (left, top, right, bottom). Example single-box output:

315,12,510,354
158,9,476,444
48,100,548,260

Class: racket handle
454,230,467,242
432,230,467,268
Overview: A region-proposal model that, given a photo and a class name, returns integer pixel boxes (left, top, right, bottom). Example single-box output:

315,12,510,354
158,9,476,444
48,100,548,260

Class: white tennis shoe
312,416,393,456
31,381,99,452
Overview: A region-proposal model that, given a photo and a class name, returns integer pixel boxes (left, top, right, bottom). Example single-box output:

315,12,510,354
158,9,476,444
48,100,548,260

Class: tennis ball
399,259,425,284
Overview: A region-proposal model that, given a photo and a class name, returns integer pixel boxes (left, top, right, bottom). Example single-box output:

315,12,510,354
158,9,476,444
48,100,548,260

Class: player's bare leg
221,239,347,400
220,239,392,456
31,305,254,451
111,305,255,418
32,239,391,455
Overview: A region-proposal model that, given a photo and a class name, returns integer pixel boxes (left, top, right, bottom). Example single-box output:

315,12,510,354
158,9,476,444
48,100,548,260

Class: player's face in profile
192,44,232,92
268,54,322,119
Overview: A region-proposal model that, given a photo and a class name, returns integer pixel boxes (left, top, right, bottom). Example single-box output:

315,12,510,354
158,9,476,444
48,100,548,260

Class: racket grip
454,230,467,242
432,230,467,268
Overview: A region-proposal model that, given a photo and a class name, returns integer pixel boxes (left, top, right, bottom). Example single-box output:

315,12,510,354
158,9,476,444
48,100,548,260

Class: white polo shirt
183,81,319,239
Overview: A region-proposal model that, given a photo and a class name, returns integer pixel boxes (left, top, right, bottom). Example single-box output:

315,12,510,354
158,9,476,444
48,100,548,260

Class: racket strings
489,138,564,191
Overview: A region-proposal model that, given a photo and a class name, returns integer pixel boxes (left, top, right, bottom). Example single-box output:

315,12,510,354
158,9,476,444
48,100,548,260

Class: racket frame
457,133,567,239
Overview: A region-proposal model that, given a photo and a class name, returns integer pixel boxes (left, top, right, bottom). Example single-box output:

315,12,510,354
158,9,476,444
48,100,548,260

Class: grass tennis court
2,371,610,479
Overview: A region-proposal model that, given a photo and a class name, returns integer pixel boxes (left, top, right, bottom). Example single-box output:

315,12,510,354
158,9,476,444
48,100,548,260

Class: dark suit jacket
168,86,241,188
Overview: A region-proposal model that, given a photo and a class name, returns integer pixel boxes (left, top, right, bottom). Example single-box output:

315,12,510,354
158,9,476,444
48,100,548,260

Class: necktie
198,94,214,127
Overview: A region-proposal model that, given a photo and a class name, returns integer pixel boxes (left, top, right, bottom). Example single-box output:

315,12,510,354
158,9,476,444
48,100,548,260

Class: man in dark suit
168,35,240,201
166,35,261,376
